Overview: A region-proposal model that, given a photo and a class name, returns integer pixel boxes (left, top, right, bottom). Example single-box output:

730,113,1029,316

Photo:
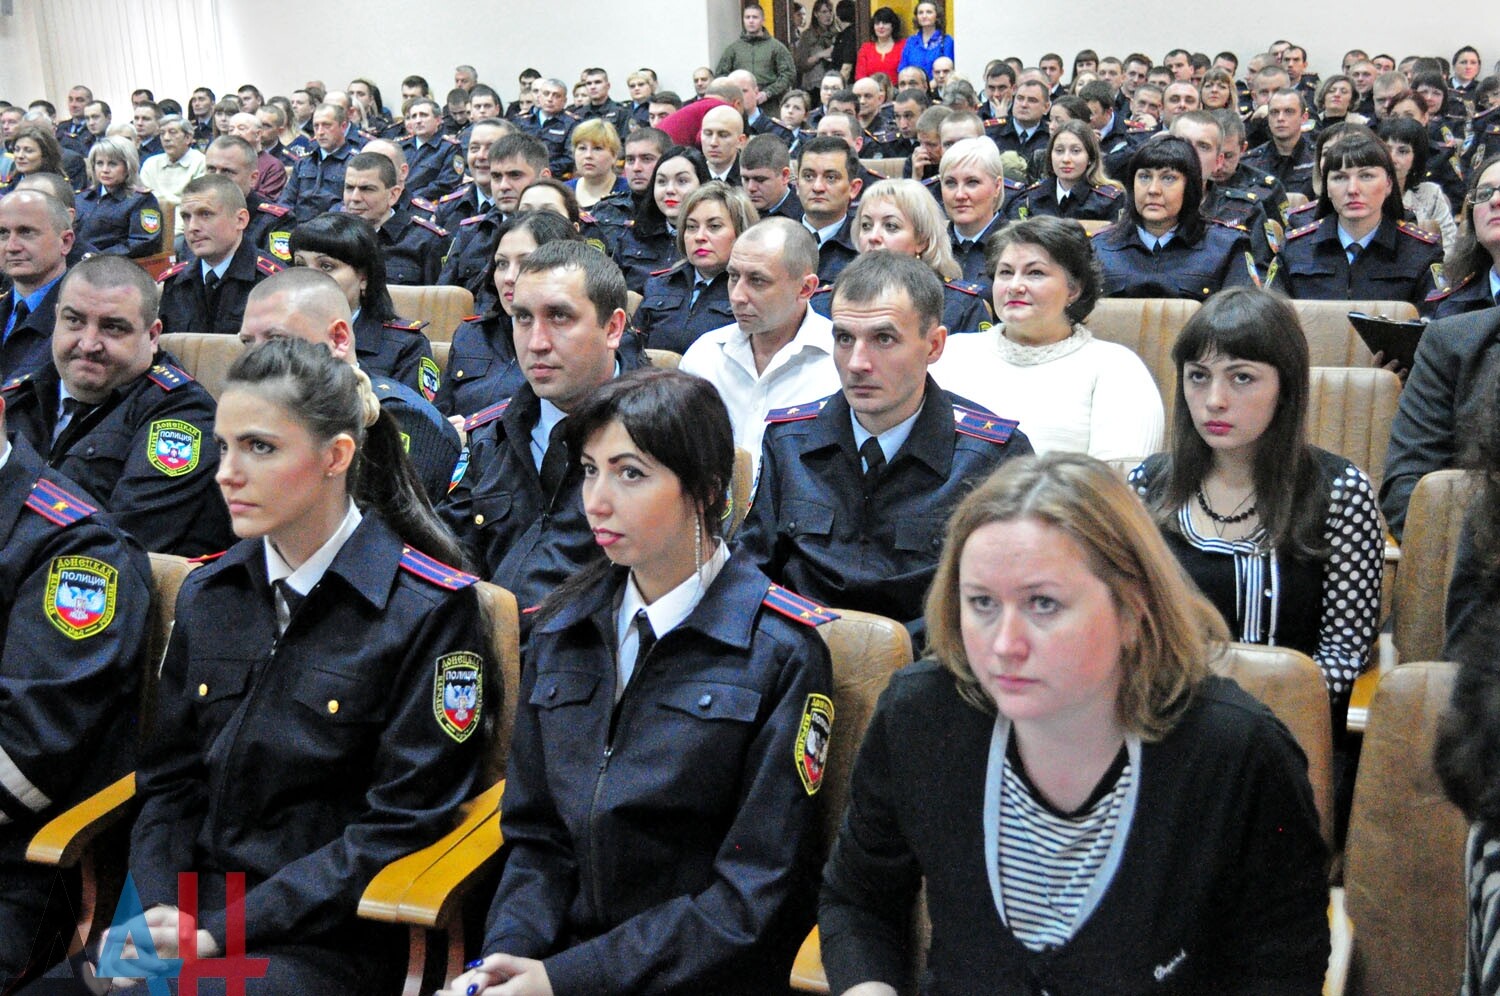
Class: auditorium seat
159,332,246,400
388,285,476,344
1085,297,1201,412
1390,470,1472,666
1291,299,1418,369
1306,366,1401,495
645,347,682,369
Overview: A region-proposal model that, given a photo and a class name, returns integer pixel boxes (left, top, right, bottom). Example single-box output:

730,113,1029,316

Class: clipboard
1348,311,1427,371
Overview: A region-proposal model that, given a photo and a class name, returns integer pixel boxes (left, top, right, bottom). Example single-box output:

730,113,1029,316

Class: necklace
1196,487,1256,538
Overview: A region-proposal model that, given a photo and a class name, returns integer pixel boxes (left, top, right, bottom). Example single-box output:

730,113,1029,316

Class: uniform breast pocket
288,666,387,758
530,670,602,750
893,515,947,555
641,293,684,316
471,491,513,530
450,355,491,382
782,499,836,543
184,658,251,738
71,429,131,476
649,680,763,804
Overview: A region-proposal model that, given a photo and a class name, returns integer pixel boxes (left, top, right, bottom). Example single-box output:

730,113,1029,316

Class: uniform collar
617,539,731,653
804,377,954,478
216,506,402,609
263,500,364,596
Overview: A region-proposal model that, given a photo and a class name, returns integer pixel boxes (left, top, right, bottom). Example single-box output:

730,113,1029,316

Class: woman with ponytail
111,335,491,990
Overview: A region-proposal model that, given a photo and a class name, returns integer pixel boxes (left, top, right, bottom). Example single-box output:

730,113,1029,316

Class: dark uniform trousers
438,206,503,302
1271,216,1443,313
734,383,1031,636
1242,137,1316,200
353,311,439,402
377,206,447,287
156,240,285,335
517,110,578,178
433,312,523,419
2,354,232,557
616,222,679,295
0,437,150,980
128,515,488,990
279,143,354,224
401,134,463,203
1096,221,1258,300
483,554,831,994
0,280,62,382
1004,179,1123,223
440,352,649,610
634,264,735,354
76,186,165,258
810,280,993,334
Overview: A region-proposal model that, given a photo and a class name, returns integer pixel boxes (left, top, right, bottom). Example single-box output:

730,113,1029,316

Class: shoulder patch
762,584,839,626
145,362,195,391
412,216,448,237
26,477,98,527
147,419,202,476
383,318,430,331
437,186,469,204
1397,219,1440,245
952,404,1019,444
254,255,283,276
795,693,834,796
944,280,982,297
1426,270,1475,302
256,201,291,217
400,545,479,590
44,555,118,639
1093,183,1122,199
462,397,512,433
3,371,32,393
765,397,832,423
434,649,483,742
1286,222,1321,240
157,261,191,282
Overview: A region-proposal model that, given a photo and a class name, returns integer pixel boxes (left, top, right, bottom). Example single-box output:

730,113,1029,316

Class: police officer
432,118,511,233
634,183,750,353
202,136,295,264
985,79,1051,167
939,136,1010,290
740,133,803,221
341,151,448,286
157,175,284,335
796,136,861,284
517,79,578,178
1172,113,1278,277
617,147,708,295
575,68,633,137
736,251,1031,638
400,97,463,204
1242,88,1316,199
0,393,151,985
280,102,356,224
1211,109,1291,225
1427,155,1500,319
237,268,458,504
76,137,165,259
0,191,73,381
439,133,551,303
440,241,648,609
2,256,231,556
120,335,487,994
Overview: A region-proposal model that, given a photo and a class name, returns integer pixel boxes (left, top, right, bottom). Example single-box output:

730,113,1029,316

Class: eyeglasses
1470,185,1500,205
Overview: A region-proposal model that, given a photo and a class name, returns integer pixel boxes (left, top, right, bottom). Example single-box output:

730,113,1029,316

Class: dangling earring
693,515,704,574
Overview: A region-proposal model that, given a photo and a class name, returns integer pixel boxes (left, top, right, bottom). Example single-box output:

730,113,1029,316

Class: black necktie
1346,243,1362,266
860,436,886,481
634,609,657,669
538,418,570,498
274,579,304,633
204,270,221,312
5,299,30,340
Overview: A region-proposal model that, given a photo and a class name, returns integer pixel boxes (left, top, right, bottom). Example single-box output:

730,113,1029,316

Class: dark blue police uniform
128,514,489,990
482,553,832,995
1004,179,1123,222
517,109,578,178
353,310,439,402
1203,185,1282,276
0,436,150,980
1242,136,1316,200
616,220,679,295
376,206,447,286
1227,161,1292,225
432,181,488,234
809,279,993,334
734,382,1032,635
438,206,502,302
0,278,63,382
279,142,354,224
809,213,859,285
1,354,232,556
984,117,1051,168
575,99,632,138
244,194,296,264
75,186,165,258
1095,220,1258,300
367,375,461,506
433,311,523,419
949,213,1007,292
634,263,735,353
156,241,284,335
401,133,464,203
1270,215,1442,313
1427,270,1498,320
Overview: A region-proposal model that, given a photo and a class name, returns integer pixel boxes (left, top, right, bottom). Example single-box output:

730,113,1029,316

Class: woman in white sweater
933,216,1163,461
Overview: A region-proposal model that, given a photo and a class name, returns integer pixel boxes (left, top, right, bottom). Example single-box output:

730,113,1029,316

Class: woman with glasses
1426,155,1500,319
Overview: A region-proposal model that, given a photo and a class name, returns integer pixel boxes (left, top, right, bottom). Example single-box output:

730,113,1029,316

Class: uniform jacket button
327,700,340,714
198,683,208,696
474,513,485,525
547,685,559,699
697,693,713,710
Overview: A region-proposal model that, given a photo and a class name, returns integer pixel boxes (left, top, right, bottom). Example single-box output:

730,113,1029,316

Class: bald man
700,105,747,184
229,111,286,201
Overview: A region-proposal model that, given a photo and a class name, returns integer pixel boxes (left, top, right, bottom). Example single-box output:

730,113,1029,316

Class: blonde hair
673,180,759,262
855,178,961,281
86,135,142,190
570,117,623,158
924,453,1228,740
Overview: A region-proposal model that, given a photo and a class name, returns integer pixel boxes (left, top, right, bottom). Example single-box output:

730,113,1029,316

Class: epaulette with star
1426,271,1476,302
765,397,832,423
2,371,31,393
437,185,471,205
256,201,291,218
145,362,194,391
156,261,191,283
26,476,97,527
411,196,438,214
255,255,283,276
399,545,478,590
187,550,226,563
762,584,839,626
945,280,983,296
1286,222,1321,241
463,398,511,433
459,213,487,227
1094,183,1122,199
1210,217,1249,234
384,318,430,332
1397,220,1440,245
413,216,449,237
952,404,1019,444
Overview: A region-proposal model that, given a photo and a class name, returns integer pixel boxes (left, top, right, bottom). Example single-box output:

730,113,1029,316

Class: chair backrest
1212,642,1335,848
1306,366,1402,495
387,285,476,344
431,340,451,375
814,610,912,853
645,348,682,369
627,289,643,320
1286,192,1310,211
1085,297,1201,414
474,581,522,788
861,157,906,179
159,332,246,401
1291,299,1418,368
726,446,753,540
1392,470,1474,664
1344,661,1466,996
133,250,176,280
143,553,195,743
1078,218,1112,236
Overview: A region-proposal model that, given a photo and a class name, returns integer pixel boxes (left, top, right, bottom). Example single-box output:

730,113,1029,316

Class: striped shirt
1465,822,1500,996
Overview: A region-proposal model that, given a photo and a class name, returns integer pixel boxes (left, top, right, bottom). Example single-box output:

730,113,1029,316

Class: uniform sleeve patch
762,583,839,625
45,556,118,639
140,209,162,235
419,356,442,402
268,231,292,261
434,650,483,743
147,419,202,476
795,693,835,796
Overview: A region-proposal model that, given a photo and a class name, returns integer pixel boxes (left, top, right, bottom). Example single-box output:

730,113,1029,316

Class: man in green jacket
715,4,796,105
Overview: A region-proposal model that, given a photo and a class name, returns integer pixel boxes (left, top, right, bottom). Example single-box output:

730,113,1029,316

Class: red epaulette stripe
463,398,511,433
33,476,98,516
399,546,479,590
187,550,227,563
762,584,839,626
25,480,94,526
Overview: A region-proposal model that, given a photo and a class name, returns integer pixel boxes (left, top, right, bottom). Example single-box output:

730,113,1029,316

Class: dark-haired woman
854,7,903,83
896,1,953,81
1131,287,1382,722
435,211,584,419
1272,129,1444,313
442,368,832,996
616,146,710,294
291,213,440,401
1379,115,1457,254
1094,136,1257,301
1426,154,1500,318
0,123,65,196
114,337,490,991
1004,120,1124,223
634,181,754,353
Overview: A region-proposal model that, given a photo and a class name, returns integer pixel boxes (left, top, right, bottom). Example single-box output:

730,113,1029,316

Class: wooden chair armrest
790,925,830,993
359,779,506,924
1346,669,1381,734
26,773,136,868
1325,887,1352,996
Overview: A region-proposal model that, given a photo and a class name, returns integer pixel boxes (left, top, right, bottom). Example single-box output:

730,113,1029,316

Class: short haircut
134,101,161,120
257,103,286,128
489,132,550,174
797,135,858,178
1078,81,1114,109
469,84,501,107
2,189,72,232
988,216,1100,323
741,133,791,171
675,181,759,259
237,83,263,100
1173,108,1221,138
893,87,931,108
1211,107,1246,144
915,105,954,135
182,172,247,212
832,236,944,332
649,92,683,111
517,239,627,325
402,74,431,95
207,134,257,167
625,127,672,158
60,254,159,328
985,62,1017,83
347,151,399,188
86,100,112,119
315,102,348,125
740,216,819,280
406,97,441,119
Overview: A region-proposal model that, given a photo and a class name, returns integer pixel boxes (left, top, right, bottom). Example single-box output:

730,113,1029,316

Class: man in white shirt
680,218,838,475
138,116,205,242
